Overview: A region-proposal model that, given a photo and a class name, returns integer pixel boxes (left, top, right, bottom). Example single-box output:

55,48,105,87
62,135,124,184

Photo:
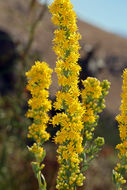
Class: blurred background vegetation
0,0,127,189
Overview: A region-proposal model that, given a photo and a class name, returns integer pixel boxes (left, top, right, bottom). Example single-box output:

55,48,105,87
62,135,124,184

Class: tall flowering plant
49,0,110,189
26,61,52,190
49,0,85,189
26,0,110,189
113,69,127,190
81,77,110,171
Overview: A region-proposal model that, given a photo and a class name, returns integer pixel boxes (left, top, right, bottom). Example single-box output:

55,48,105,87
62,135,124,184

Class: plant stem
22,1,48,60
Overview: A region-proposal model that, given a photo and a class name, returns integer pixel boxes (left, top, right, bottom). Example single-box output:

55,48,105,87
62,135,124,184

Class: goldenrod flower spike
113,69,127,190
81,77,110,171
49,0,85,189
81,78,110,141
26,61,53,190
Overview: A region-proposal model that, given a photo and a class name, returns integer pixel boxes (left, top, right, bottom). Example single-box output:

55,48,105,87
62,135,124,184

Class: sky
40,0,127,37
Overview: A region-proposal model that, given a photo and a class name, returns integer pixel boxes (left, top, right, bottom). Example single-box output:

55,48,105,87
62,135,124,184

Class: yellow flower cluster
113,163,126,185
113,69,127,189
116,69,127,156
26,61,52,186
26,61,52,144
81,77,110,141
29,143,45,160
113,170,126,185
49,0,85,189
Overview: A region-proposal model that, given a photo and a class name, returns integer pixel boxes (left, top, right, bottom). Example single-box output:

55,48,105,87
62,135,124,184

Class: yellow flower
49,0,85,189
81,77,110,141
26,61,52,180
113,69,127,189
116,69,127,156
81,77,102,101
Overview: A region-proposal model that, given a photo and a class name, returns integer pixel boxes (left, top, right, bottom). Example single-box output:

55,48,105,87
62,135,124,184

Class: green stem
116,183,121,190
23,2,48,60
37,171,47,190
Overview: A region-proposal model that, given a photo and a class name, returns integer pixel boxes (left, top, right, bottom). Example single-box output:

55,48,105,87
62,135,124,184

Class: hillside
0,0,127,114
